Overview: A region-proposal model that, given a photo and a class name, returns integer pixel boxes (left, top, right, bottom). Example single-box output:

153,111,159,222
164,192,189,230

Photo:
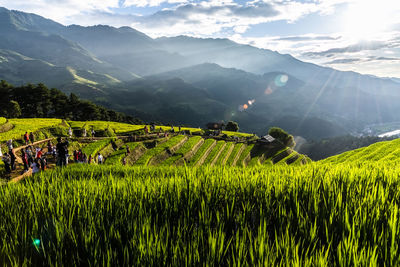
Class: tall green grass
322,138,400,164
2,163,400,265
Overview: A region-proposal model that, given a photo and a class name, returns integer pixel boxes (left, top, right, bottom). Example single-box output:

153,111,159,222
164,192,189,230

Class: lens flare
33,238,41,248
265,87,273,95
274,74,289,87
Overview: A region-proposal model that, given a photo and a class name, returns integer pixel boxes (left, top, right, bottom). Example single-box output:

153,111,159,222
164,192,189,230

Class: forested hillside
0,80,141,123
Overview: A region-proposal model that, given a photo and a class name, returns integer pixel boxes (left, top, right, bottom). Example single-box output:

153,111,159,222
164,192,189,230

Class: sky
1,0,400,78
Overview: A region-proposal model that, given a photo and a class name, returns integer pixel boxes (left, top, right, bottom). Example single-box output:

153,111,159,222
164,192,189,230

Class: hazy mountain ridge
2,7,400,139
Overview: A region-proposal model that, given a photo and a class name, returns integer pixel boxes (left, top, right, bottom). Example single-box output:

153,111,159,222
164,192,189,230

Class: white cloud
2,0,400,77
0,0,120,24
123,0,186,8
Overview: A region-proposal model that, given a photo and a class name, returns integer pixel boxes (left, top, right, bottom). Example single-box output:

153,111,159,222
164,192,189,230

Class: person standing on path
21,148,29,173
9,149,16,171
6,139,13,151
56,137,69,167
26,146,34,166
29,132,35,144
2,153,11,174
31,159,41,175
68,127,73,138
97,153,104,164
24,132,29,145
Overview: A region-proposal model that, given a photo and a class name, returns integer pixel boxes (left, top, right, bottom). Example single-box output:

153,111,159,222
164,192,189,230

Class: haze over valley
1,6,400,140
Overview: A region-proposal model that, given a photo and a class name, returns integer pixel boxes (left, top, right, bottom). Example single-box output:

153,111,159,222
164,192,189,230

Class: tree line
0,80,142,124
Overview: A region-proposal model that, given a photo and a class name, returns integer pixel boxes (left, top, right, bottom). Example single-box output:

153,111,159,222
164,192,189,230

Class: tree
0,80,142,123
7,100,22,118
268,127,295,148
225,121,239,132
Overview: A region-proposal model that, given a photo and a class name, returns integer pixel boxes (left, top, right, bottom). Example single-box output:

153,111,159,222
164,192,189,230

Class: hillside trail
9,138,54,184
6,133,169,184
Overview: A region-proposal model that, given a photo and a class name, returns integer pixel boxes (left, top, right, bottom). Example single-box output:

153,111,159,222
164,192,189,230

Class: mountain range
1,6,400,140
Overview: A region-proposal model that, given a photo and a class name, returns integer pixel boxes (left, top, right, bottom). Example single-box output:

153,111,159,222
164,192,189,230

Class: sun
342,0,396,40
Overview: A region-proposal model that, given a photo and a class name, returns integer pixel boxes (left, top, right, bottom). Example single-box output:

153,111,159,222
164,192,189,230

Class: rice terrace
0,116,399,265
2,2,400,265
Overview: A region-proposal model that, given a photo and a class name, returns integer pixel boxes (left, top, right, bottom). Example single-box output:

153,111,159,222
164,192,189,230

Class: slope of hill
0,49,122,93
1,137,399,265
157,35,400,96
0,8,138,85
0,118,306,178
321,138,400,164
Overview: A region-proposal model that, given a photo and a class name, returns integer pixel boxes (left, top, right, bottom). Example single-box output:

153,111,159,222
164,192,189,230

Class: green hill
3,118,400,265
321,138,400,164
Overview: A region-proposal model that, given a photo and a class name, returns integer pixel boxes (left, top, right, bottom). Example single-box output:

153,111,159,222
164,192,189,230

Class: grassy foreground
1,163,400,265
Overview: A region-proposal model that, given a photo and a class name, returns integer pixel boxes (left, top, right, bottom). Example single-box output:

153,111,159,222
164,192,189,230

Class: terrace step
272,148,292,164
286,153,299,165
194,139,217,167
149,136,189,166
210,142,227,166
215,142,234,165
175,137,205,166
126,144,147,165
238,144,254,167
231,144,245,166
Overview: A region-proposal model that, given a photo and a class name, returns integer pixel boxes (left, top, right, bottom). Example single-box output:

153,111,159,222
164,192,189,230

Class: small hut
206,122,225,130
257,134,279,148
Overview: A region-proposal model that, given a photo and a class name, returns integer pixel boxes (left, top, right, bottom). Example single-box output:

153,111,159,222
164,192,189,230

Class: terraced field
322,138,400,164
0,118,307,181
134,135,187,166
0,118,63,143
4,118,400,265
161,136,203,166
106,142,141,165
68,121,144,135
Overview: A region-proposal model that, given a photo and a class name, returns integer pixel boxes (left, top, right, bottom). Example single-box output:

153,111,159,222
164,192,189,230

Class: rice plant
1,163,400,265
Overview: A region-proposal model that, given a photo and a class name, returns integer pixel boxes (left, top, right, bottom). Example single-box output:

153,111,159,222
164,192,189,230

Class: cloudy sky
2,0,400,78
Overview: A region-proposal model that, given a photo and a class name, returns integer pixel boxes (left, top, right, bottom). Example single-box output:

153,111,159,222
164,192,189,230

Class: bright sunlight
342,0,398,40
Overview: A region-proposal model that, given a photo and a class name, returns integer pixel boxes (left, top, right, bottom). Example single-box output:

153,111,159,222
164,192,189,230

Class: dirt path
6,134,167,184
9,138,55,184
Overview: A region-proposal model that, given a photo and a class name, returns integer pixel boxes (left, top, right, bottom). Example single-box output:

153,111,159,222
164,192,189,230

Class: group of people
1,138,47,175
1,140,16,174
1,135,72,176
23,132,35,145
20,145,47,174
73,149,93,164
